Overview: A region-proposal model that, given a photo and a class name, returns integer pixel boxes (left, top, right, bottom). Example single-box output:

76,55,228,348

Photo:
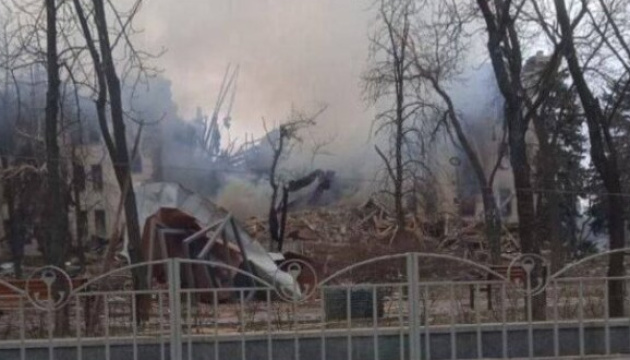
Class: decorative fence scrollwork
1,249,630,360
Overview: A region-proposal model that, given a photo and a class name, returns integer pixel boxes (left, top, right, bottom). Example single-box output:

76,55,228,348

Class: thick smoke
125,0,386,218
125,1,514,220
124,75,374,220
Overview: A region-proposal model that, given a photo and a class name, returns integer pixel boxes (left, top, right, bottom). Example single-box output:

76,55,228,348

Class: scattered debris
135,182,301,301
245,197,524,279
0,181,524,296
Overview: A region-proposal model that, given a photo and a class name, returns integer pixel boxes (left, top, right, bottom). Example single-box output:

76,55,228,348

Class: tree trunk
268,185,279,251
531,115,563,272
91,0,147,305
505,106,537,255
44,0,67,268
46,0,71,336
277,187,290,252
505,105,546,321
475,0,545,317
393,36,406,230
1,157,21,278
72,166,87,271
267,128,284,251
481,187,502,263
607,186,626,317
544,176,563,273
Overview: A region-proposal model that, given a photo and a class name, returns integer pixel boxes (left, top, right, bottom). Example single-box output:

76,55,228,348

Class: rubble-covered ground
0,197,609,283
244,199,524,280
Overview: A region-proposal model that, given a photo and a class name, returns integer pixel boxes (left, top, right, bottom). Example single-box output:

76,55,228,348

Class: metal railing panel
1,251,630,359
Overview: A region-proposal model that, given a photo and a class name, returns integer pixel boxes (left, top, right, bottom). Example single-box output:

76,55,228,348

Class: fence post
168,258,182,360
407,252,421,360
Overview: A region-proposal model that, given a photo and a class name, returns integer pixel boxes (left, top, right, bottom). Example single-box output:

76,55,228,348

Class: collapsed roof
135,182,300,299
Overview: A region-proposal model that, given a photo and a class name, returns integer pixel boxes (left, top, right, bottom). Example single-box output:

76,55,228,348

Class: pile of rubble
245,199,425,246
436,218,521,261
244,198,524,278
0,186,523,285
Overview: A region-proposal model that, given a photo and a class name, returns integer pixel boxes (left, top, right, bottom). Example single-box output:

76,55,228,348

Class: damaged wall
430,64,521,224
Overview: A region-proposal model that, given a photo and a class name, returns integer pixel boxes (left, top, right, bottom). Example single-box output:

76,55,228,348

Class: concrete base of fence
1,321,630,360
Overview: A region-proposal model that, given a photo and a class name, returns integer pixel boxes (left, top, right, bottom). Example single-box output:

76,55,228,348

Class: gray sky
134,0,375,144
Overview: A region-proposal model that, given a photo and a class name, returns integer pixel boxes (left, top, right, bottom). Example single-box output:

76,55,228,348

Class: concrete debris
245,197,523,278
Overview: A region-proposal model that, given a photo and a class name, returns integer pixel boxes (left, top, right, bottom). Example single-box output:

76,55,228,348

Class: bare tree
520,0,630,317
474,0,540,261
471,0,571,320
70,0,152,293
264,107,325,252
551,0,629,317
364,0,419,231
0,0,155,292
403,0,507,264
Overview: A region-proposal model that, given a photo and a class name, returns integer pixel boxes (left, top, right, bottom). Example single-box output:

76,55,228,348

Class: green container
323,288,384,321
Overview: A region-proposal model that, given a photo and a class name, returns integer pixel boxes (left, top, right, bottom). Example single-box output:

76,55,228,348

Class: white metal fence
1,250,630,360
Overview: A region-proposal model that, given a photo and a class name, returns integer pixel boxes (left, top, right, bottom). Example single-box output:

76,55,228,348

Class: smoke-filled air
130,0,385,217
1,0,630,349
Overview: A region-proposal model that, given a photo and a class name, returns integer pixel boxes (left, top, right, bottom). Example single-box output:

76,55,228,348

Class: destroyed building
135,182,301,300
427,58,548,225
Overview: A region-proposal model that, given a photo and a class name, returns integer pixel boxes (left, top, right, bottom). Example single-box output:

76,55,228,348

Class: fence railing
1,250,630,360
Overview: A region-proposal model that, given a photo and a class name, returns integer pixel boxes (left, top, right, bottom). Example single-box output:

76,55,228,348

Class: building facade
428,53,547,225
